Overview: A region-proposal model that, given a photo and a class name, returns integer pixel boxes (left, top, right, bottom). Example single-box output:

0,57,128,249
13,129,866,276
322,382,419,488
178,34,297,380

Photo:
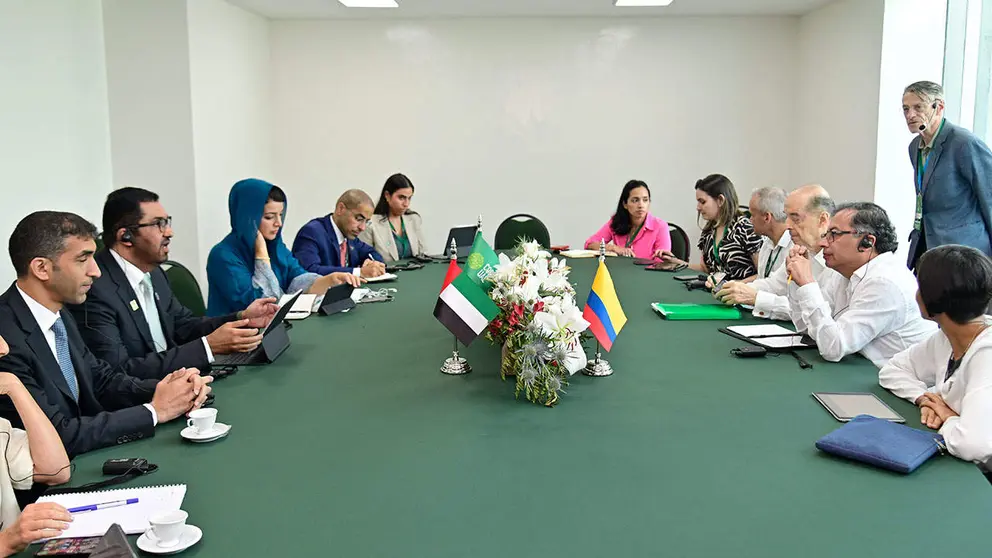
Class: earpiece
120,229,134,245
858,236,875,252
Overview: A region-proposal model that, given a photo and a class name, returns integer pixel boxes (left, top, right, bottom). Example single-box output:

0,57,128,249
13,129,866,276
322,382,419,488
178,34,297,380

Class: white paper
559,250,618,258
364,273,398,283
281,293,318,319
726,324,809,348
37,484,187,538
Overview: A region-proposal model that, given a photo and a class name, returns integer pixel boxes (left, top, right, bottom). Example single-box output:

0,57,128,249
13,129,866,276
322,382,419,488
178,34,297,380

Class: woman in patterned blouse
659,174,762,281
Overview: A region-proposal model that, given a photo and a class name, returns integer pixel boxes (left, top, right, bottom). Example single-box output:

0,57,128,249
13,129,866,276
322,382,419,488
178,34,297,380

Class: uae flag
433,262,500,346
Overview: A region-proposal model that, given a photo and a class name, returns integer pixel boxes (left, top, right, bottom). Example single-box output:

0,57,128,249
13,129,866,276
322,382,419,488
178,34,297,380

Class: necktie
51,317,79,401
340,241,348,268
139,274,168,352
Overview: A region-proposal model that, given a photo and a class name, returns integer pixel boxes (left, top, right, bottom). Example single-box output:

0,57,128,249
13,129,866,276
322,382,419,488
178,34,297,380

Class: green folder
651,302,742,320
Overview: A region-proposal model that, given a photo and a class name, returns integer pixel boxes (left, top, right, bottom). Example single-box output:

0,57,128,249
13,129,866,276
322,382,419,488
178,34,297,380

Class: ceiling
225,0,837,19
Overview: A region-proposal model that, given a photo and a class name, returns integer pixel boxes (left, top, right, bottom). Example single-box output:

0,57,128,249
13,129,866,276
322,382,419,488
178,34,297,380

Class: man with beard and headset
67,188,279,380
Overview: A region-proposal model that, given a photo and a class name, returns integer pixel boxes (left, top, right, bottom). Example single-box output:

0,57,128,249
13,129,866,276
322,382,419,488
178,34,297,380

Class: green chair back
494,214,551,250
668,223,691,262
162,260,207,317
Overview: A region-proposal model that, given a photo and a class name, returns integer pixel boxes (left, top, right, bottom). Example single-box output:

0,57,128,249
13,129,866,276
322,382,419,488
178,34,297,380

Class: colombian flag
582,261,627,352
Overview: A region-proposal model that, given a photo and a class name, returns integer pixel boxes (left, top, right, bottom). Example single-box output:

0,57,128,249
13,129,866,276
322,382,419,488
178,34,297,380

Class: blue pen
68,498,139,514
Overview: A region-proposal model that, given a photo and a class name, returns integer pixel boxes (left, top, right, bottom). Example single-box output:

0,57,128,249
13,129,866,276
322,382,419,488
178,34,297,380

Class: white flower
521,240,550,260
510,275,541,304
534,301,590,340
492,252,518,285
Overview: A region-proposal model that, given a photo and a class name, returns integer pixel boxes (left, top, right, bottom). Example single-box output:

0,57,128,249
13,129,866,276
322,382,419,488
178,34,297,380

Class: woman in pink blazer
585,180,672,259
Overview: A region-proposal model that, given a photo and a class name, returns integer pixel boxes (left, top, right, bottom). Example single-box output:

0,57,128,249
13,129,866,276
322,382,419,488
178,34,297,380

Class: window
943,0,992,141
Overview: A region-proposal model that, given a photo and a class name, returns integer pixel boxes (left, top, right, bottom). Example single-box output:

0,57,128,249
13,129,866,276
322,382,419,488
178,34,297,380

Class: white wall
270,18,800,252
873,0,946,262
188,0,272,287
0,0,113,283
102,0,201,270
794,0,885,203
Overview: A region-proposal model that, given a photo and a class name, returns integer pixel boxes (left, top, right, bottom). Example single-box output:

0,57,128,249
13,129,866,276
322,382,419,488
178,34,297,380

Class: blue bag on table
815,414,945,474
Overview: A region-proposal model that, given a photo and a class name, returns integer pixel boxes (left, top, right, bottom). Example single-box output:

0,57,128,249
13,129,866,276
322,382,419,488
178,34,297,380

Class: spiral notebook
36,484,186,539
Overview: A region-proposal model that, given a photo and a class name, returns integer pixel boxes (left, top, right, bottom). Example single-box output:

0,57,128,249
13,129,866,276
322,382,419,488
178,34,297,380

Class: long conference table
22,257,990,557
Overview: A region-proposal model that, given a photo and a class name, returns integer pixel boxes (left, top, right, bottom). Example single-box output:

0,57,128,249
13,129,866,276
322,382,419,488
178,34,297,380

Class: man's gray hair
806,195,835,216
751,187,787,222
904,81,944,105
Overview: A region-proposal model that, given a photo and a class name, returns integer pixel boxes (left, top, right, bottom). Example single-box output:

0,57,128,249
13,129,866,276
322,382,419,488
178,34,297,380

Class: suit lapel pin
130,300,139,311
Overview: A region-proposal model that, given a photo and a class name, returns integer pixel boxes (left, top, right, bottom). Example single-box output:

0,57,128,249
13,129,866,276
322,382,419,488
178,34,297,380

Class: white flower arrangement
486,240,590,406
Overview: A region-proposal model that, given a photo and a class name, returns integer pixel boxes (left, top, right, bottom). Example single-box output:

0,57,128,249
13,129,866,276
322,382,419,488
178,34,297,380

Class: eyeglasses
821,229,862,243
133,216,172,233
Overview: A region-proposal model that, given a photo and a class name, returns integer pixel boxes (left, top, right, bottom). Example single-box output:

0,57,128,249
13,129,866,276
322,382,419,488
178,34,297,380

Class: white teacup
186,408,217,434
147,509,188,548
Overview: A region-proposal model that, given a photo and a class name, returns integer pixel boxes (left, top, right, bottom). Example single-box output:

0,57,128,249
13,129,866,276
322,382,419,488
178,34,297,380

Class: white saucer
136,524,202,554
180,422,231,442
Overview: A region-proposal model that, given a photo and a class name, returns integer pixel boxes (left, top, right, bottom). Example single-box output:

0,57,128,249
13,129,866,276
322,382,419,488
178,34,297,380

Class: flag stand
440,236,471,375
441,335,472,375
583,238,614,377
583,341,613,376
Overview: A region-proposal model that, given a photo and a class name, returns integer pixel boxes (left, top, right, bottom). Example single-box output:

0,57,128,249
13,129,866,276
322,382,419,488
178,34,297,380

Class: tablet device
812,392,905,423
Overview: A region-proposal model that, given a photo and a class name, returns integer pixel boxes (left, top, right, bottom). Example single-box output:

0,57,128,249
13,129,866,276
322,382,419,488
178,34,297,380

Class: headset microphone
918,102,938,132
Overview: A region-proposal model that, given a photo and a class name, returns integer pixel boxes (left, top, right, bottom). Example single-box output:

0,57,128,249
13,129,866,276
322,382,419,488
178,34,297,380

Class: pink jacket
586,214,672,259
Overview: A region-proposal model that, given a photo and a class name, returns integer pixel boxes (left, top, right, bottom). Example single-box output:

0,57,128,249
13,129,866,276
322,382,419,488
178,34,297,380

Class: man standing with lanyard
903,81,992,269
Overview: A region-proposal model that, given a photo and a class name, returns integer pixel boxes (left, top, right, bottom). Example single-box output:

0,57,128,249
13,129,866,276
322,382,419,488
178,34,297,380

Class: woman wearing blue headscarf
206,179,362,316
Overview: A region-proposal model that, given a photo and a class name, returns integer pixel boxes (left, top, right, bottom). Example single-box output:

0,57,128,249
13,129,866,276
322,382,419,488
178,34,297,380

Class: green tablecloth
26,258,989,557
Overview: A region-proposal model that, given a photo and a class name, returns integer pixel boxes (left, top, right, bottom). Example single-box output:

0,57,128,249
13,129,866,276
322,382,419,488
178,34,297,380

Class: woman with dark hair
206,178,362,316
584,180,671,259
659,174,761,281
880,244,992,464
359,173,429,262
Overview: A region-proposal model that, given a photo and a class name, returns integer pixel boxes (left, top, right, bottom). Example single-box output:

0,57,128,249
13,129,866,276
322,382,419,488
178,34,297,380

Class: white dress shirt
750,249,831,321
788,251,937,368
748,230,793,320
110,250,213,363
329,217,361,276
879,318,992,463
0,418,33,528
16,285,158,424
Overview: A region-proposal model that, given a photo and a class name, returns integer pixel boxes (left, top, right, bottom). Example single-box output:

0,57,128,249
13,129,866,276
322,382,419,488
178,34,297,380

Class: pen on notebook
68,498,139,514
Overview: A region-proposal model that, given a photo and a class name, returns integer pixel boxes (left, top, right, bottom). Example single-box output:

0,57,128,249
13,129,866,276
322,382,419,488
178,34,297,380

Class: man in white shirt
68,187,279,380
785,202,937,368
0,336,74,554
0,211,212,457
879,245,992,464
715,184,835,320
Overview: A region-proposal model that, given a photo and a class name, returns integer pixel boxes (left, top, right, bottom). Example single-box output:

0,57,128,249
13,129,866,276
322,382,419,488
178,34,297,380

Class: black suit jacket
0,283,158,458
66,250,236,380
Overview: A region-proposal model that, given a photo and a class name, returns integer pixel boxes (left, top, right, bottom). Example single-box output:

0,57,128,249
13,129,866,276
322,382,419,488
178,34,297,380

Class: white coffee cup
147,509,188,548
186,408,217,434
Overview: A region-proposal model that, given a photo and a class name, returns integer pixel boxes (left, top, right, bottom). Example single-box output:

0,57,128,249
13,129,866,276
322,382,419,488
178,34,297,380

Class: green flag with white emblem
465,231,499,291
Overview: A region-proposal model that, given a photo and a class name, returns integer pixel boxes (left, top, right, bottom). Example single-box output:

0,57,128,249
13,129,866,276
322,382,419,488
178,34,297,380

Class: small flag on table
464,231,500,291
582,260,627,352
434,271,500,347
439,257,461,293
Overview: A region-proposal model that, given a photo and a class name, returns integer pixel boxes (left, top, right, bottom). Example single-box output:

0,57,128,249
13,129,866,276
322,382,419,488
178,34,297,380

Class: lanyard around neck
712,225,728,265
764,245,783,278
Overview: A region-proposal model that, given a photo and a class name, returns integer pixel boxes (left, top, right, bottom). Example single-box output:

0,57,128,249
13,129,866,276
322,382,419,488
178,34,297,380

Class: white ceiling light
614,0,674,6
338,0,398,7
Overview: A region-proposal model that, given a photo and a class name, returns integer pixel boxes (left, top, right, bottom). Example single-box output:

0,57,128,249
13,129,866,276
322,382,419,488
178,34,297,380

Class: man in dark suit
67,188,278,379
903,81,992,269
0,211,212,457
291,189,387,278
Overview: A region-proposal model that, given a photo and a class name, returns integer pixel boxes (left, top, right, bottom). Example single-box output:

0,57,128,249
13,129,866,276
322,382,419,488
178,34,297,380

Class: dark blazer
0,283,158,458
909,120,992,255
291,215,383,275
67,250,236,379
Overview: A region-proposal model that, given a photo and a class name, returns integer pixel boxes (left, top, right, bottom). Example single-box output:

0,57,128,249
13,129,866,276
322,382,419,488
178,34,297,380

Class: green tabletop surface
23,258,990,557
